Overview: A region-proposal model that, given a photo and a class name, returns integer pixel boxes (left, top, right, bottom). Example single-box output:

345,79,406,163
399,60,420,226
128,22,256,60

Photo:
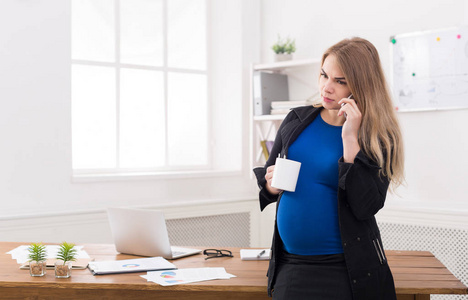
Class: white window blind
71,0,208,174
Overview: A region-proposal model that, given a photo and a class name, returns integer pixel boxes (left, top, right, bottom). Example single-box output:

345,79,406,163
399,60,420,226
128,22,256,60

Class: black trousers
272,252,353,300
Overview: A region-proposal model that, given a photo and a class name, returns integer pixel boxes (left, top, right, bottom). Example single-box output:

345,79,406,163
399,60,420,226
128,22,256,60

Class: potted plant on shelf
28,243,47,277
55,242,77,278
271,35,296,62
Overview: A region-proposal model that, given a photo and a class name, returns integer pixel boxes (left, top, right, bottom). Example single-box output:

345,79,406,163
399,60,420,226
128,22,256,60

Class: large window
71,0,208,174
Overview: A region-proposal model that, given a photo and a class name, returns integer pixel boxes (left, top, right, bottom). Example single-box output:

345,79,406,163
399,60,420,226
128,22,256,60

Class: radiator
166,212,251,248
379,222,468,300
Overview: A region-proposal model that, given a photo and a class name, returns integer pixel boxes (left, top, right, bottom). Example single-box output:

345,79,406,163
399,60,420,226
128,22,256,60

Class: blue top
277,113,344,255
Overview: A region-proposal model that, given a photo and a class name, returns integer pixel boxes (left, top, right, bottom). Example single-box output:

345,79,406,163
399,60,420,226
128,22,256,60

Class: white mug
271,157,301,192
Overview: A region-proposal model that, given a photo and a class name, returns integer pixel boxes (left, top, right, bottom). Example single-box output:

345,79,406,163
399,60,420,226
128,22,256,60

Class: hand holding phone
341,94,353,118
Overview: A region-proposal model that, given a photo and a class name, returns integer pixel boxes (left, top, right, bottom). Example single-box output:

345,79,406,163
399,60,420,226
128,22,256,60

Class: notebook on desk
107,207,202,260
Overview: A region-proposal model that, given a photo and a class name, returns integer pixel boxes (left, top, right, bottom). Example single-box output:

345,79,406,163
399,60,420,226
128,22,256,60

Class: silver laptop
107,207,202,259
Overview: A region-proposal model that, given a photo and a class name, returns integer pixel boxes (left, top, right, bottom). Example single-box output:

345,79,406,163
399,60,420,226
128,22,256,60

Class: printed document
142,267,236,286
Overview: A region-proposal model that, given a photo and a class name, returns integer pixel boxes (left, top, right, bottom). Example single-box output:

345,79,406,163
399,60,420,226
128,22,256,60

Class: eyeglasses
203,249,233,260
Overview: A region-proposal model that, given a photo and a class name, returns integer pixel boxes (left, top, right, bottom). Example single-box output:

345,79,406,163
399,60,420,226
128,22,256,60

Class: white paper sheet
7,245,90,264
141,267,236,286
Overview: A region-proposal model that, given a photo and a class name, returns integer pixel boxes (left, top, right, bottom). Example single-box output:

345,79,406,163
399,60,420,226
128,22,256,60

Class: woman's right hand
265,165,282,195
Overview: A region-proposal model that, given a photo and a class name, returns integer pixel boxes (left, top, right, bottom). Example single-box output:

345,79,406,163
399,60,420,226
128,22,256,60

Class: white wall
3,0,466,245
260,0,468,215
0,0,259,238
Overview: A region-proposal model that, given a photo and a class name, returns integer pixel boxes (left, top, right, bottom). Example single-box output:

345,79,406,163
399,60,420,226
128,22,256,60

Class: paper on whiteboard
391,26,468,111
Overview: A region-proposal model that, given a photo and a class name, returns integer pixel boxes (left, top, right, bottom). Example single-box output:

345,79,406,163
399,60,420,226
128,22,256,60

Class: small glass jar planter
29,261,46,277
42,260,47,275
55,261,72,278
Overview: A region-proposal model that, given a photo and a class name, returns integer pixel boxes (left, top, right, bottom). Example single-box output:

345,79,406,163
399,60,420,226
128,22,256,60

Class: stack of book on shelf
270,100,313,115
260,140,274,160
269,92,320,115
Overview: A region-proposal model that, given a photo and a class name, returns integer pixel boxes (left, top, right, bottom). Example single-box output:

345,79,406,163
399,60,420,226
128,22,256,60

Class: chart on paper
391,26,468,111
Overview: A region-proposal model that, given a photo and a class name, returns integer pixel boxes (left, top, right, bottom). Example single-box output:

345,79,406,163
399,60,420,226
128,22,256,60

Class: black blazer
253,106,397,299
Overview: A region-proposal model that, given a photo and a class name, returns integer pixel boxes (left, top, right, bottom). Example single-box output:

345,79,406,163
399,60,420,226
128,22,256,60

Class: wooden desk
0,242,466,300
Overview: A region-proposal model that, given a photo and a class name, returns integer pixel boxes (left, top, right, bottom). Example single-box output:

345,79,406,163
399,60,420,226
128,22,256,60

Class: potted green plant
55,242,77,278
28,243,47,277
271,35,296,61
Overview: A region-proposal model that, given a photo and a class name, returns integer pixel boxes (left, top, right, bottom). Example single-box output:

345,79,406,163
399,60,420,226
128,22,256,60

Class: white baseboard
0,211,112,244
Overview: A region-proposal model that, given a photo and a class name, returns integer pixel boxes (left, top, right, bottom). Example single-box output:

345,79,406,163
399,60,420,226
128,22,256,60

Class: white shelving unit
253,114,287,121
253,58,320,71
249,58,321,175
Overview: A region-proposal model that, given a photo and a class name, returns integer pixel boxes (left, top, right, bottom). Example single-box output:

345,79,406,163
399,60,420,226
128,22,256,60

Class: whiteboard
391,26,468,111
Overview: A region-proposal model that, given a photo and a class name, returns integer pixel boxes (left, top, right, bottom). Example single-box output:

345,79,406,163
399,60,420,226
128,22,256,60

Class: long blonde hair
320,37,404,190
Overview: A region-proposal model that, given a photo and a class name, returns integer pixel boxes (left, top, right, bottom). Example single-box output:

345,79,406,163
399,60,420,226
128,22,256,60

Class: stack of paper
89,257,176,275
7,245,91,269
142,267,236,286
270,100,313,115
8,245,90,263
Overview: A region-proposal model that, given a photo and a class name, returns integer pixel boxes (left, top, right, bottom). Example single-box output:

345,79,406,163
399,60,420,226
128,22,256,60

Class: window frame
71,0,212,177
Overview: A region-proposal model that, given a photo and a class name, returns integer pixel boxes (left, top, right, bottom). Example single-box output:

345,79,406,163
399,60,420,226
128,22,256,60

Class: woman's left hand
338,98,362,140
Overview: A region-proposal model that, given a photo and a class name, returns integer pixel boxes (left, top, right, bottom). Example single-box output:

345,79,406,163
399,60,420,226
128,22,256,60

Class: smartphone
341,94,353,118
